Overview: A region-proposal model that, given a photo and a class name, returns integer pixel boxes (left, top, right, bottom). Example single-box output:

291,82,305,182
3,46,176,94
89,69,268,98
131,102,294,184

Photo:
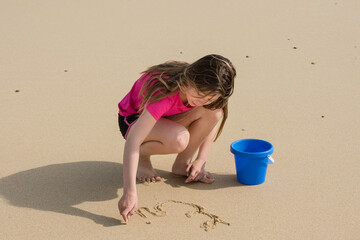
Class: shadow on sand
0,161,243,227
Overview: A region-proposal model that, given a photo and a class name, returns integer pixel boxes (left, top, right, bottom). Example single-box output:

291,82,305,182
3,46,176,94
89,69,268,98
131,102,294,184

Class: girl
117,54,236,222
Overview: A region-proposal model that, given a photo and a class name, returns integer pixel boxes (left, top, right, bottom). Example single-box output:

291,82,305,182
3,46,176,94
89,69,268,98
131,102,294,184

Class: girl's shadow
0,161,242,227
0,161,123,227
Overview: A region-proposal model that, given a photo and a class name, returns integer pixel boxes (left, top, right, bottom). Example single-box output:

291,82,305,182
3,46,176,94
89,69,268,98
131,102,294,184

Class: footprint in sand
135,200,230,232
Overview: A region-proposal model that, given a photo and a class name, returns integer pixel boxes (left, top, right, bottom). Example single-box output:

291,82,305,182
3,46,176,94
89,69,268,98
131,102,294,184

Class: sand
1,0,359,239
135,200,230,232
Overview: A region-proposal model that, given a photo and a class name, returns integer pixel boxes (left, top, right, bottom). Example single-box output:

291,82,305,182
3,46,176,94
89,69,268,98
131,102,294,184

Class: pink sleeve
146,97,174,120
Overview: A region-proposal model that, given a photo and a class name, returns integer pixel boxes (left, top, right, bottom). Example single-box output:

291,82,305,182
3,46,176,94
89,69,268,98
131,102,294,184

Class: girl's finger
129,205,136,216
189,168,198,179
194,175,202,181
185,175,193,183
186,163,193,175
120,208,130,222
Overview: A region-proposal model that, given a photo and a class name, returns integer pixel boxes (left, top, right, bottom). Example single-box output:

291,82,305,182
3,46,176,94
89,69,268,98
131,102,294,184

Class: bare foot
172,163,214,184
137,155,163,183
184,169,214,184
198,171,214,184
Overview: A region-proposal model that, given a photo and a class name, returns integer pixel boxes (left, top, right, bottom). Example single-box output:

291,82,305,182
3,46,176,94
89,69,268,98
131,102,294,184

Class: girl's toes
200,173,215,184
155,176,164,181
200,177,213,184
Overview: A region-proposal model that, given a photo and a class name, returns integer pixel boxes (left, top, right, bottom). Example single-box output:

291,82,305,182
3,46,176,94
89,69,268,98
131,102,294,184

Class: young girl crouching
117,54,236,222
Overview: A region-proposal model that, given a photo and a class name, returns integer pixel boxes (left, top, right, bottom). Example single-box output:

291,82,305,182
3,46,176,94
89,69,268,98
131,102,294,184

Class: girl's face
182,86,220,107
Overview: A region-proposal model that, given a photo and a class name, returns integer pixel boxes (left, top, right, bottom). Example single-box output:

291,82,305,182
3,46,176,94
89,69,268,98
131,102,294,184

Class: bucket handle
267,156,274,164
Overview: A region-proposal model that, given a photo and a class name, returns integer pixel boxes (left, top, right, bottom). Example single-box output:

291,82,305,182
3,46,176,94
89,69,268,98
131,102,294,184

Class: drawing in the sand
135,200,230,232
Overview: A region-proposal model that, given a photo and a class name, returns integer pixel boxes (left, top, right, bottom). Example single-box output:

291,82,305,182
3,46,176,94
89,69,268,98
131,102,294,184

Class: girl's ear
180,84,190,94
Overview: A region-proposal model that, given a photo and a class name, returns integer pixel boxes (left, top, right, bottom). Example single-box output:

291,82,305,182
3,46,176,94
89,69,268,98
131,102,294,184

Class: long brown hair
139,54,236,141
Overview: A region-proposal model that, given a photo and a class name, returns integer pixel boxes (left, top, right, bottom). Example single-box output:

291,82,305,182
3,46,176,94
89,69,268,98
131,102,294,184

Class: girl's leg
132,107,222,183
167,107,223,179
130,118,190,182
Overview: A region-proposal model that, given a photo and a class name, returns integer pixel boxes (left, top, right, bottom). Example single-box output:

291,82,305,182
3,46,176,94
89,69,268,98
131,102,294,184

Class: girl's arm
119,109,157,222
195,125,216,161
185,125,217,183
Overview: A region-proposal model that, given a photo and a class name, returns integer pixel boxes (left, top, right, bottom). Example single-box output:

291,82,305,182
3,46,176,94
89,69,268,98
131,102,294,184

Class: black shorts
118,114,140,139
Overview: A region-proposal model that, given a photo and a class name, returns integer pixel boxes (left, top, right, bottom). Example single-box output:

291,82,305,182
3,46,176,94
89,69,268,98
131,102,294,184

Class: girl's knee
205,108,223,122
171,127,190,153
214,108,224,120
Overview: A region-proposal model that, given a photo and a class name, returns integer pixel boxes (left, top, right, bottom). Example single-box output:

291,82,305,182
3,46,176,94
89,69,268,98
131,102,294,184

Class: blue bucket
230,139,274,185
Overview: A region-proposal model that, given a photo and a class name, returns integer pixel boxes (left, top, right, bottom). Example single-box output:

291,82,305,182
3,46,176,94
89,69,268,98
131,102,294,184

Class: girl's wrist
123,187,137,195
194,158,206,164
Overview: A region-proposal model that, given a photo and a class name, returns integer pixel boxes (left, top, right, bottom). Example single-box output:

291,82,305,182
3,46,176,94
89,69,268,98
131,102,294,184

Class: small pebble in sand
242,129,245,131
64,70,68,72
246,56,249,58
180,51,183,54
321,116,325,118
15,90,20,93
293,47,297,49
311,62,315,65
146,221,151,224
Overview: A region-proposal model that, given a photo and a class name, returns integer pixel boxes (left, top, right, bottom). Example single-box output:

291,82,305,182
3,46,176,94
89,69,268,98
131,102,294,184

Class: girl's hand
118,192,138,223
185,160,205,183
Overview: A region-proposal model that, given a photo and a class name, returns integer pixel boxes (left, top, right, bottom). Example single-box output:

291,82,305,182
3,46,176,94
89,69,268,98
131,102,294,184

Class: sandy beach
1,0,359,239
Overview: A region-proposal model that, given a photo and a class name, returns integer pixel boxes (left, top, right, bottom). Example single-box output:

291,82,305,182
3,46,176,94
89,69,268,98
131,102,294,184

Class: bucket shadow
0,161,124,227
0,161,245,226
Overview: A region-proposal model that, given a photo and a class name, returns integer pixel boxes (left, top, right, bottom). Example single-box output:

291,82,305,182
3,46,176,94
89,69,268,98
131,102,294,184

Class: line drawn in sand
135,200,230,232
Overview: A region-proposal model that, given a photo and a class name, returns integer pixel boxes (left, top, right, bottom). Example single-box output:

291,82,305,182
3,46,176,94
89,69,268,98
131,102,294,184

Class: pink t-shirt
118,74,193,120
